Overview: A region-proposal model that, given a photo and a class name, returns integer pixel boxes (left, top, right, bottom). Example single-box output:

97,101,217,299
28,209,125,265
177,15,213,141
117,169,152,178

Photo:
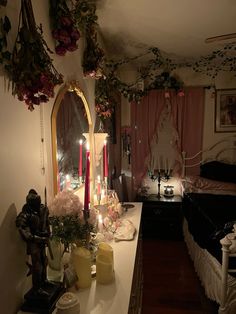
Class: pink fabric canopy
131,87,205,199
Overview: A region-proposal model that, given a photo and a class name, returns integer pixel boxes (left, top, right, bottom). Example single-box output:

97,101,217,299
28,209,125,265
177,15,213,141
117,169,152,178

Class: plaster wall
0,1,95,313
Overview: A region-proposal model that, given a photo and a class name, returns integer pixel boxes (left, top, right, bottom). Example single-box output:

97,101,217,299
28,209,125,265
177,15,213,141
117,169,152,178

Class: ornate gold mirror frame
51,81,93,195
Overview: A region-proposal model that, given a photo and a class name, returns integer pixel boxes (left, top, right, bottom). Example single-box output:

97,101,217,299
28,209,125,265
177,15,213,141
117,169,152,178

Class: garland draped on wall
1,0,236,113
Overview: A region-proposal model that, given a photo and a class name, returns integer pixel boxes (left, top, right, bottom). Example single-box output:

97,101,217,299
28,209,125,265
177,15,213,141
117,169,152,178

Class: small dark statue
16,189,64,313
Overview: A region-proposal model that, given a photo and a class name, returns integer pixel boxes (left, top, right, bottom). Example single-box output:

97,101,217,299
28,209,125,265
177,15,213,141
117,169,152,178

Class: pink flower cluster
95,102,113,119
49,190,84,218
16,73,61,111
52,16,80,56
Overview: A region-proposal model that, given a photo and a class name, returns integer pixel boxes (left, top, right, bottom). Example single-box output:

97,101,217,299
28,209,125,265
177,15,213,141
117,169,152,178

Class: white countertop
75,202,142,314
18,202,142,314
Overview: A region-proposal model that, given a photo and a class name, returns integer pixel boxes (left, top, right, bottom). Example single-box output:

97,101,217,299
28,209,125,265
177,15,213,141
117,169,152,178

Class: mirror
51,81,92,195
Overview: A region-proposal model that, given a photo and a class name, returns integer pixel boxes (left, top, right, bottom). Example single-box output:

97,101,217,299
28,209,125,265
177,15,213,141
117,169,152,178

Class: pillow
182,175,236,195
200,161,236,184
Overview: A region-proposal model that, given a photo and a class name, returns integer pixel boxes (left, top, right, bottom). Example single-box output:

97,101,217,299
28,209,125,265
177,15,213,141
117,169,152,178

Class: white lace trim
183,219,236,312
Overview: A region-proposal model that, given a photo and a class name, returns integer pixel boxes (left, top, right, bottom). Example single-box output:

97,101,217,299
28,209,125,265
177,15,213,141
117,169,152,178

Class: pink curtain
171,87,205,175
131,87,205,199
131,90,166,198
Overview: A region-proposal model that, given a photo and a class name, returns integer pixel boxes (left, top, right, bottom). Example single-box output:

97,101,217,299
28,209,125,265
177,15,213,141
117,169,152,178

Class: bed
182,135,236,314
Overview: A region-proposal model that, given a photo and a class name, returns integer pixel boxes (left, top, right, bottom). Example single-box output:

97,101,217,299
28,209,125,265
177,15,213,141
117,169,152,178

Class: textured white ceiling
96,0,236,60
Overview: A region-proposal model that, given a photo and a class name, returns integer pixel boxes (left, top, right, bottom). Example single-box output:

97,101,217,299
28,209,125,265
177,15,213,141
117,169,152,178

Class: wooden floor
141,238,218,314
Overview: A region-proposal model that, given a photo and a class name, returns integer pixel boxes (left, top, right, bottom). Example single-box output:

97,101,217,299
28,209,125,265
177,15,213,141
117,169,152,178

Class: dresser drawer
142,203,182,219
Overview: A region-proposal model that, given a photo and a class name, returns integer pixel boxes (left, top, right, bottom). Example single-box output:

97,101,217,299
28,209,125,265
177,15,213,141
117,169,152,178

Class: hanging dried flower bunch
8,0,63,110
95,78,115,121
49,0,80,56
73,0,104,77
0,16,11,72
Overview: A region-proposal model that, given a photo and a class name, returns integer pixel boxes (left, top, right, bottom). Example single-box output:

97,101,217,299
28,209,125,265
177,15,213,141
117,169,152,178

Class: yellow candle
72,247,92,289
96,254,114,284
97,242,114,269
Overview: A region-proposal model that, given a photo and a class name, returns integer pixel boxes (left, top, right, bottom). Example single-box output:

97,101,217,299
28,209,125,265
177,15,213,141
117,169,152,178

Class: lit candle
103,139,108,179
78,139,83,179
98,213,103,232
84,143,90,216
72,247,92,289
66,174,71,190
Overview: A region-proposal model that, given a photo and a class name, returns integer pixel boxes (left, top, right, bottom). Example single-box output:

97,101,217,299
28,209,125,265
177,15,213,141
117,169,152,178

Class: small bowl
56,292,80,314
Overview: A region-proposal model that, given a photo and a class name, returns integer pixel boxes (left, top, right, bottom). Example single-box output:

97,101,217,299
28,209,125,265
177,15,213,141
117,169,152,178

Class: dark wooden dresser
137,194,183,239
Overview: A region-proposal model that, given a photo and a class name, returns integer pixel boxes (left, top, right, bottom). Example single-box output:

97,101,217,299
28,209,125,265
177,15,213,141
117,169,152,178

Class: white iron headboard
182,135,236,177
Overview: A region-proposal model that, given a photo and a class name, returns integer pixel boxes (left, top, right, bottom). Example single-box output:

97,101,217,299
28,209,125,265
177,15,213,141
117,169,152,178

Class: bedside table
139,194,183,239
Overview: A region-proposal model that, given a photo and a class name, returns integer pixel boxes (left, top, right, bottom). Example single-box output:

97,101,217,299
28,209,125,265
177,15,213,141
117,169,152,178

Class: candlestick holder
149,170,170,199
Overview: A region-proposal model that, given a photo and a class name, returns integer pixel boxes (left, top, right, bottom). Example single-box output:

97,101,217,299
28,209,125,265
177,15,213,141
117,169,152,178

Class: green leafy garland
94,43,236,120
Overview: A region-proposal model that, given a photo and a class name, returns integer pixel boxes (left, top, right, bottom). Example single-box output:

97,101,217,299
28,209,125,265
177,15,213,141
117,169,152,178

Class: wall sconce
164,185,174,198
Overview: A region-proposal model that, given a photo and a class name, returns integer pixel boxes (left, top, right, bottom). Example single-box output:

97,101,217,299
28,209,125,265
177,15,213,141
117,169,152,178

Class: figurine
16,189,52,296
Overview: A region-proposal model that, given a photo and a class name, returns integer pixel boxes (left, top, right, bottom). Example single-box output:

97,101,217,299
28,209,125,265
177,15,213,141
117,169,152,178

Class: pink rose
55,45,67,56
178,90,185,97
66,41,78,52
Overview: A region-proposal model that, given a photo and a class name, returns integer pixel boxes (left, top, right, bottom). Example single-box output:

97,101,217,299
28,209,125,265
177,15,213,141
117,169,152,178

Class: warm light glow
86,142,90,150
98,214,103,223
97,175,101,182
66,174,70,181
79,139,83,145
104,139,107,145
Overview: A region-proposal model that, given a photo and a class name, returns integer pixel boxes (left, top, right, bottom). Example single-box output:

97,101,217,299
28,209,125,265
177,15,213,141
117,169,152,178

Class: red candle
97,175,101,195
84,143,90,214
78,139,83,178
103,140,108,178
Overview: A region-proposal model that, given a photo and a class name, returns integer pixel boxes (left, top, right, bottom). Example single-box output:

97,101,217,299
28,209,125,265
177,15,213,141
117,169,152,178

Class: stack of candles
96,242,114,284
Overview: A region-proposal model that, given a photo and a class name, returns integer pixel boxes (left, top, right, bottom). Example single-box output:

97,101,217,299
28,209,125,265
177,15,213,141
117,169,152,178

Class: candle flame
98,214,103,223
79,139,83,145
86,142,90,150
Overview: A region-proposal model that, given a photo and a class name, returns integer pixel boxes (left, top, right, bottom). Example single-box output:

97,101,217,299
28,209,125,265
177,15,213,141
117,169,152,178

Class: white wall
0,1,95,313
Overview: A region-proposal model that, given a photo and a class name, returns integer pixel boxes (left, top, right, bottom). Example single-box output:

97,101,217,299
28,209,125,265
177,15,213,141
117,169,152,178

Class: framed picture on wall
215,89,236,132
